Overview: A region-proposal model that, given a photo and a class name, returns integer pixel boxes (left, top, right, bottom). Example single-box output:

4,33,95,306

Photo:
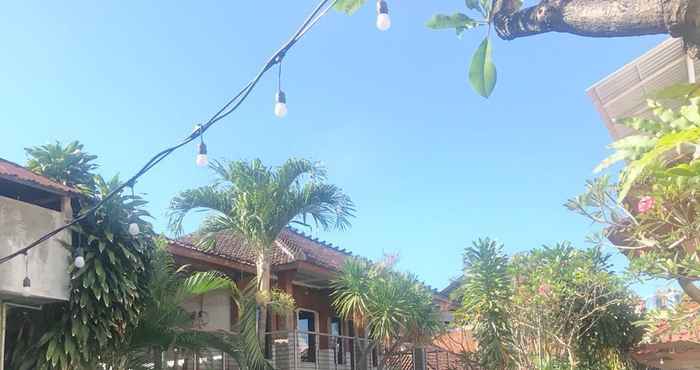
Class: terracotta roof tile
0,158,80,196
173,227,351,271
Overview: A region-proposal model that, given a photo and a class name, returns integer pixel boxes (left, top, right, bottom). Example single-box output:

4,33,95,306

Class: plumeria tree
451,239,642,370
567,83,700,304
169,158,354,345
508,243,642,369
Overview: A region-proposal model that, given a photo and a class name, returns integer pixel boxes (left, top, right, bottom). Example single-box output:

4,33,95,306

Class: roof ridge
284,227,353,256
0,157,81,195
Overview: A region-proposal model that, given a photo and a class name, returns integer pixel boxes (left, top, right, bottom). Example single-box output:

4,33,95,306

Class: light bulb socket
377,0,388,15
276,91,287,104
197,142,208,155
23,276,31,288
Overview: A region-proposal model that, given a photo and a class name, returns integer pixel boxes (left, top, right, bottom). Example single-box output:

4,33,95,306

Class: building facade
168,228,454,370
0,158,80,370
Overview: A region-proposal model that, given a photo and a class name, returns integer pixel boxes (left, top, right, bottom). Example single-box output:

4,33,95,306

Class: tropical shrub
100,240,295,370
331,257,444,370
453,238,514,369
7,172,153,369
452,240,642,370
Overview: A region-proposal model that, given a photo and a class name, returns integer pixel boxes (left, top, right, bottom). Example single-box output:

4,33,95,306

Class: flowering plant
567,83,700,306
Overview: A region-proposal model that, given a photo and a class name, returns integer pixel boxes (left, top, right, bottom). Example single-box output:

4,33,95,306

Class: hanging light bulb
376,0,391,31
274,57,288,118
196,142,208,167
74,252,85,269
129,222,141,236
21,252,31,297
274,91,288,118
194,125,208,167
22,276,31,297
660,357,665,365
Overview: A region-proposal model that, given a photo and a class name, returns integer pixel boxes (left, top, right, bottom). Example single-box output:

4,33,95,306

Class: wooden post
413,347,426,370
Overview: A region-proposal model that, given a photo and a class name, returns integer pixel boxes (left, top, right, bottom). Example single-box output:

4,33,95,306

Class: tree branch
493,0,687,41
678,277,700,304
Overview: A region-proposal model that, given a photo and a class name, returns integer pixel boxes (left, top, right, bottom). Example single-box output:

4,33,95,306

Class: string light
22,252,31,297
274,58,288,118
74,231,85,268
195,125,209,167
376,0,391,31
0,0,338,267
128,182,141,236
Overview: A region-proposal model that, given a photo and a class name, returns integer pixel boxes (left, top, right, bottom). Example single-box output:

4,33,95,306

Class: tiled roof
172,227,352,271
0,158,81,196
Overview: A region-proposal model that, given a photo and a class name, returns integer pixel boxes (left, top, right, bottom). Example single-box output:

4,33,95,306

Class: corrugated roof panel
594,66,641,103
637,38,684,78
644,59,688,94
605,86,647,118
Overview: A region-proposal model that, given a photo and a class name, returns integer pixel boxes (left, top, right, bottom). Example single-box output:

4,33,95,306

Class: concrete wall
181,288,231,331
0,196,70,302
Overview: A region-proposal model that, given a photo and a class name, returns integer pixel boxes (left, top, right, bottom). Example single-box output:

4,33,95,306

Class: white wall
181,289,231,332
0,196,71,302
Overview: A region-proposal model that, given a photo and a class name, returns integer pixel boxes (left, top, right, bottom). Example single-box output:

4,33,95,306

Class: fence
156,331,472,370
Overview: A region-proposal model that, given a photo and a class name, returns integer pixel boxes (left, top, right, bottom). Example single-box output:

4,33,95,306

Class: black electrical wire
0,0,338,266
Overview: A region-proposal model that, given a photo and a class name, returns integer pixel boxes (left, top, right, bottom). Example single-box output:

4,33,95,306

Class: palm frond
168,185,234,236
181,271,231,296
293,182,355,231
274,158,326,191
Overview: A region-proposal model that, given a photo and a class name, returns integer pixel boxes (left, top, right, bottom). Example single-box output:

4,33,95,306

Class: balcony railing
155,331,471,370
264,330,378,370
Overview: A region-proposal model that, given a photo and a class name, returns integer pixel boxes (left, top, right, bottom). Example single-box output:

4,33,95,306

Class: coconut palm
168,158,355,342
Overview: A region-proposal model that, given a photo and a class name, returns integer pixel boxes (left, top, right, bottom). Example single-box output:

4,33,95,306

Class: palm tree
331,257,444,370
102,240,294,370
168,158,355,342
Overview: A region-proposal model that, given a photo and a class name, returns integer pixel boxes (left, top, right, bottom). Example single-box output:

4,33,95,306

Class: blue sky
1,1,672,297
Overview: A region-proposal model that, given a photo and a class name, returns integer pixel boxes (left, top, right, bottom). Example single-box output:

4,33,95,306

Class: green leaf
334,0,366,15
619,127,700,201
469,37,497,98
465,0,481,11
480,0,493,18
426,13,479,30
653,83,700,100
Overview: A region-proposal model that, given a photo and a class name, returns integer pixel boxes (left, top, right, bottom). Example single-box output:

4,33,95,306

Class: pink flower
637,196,655,214
538,283,552,296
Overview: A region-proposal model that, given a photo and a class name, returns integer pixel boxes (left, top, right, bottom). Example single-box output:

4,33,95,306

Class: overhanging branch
492,0,688,41
679,277,700,304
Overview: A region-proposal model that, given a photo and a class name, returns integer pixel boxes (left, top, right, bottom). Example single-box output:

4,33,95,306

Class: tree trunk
256,253,271,346
493,0,699,49
678,277,700,303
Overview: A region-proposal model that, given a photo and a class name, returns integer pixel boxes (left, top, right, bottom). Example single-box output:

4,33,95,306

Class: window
331,317,343,364
297,310,317,363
